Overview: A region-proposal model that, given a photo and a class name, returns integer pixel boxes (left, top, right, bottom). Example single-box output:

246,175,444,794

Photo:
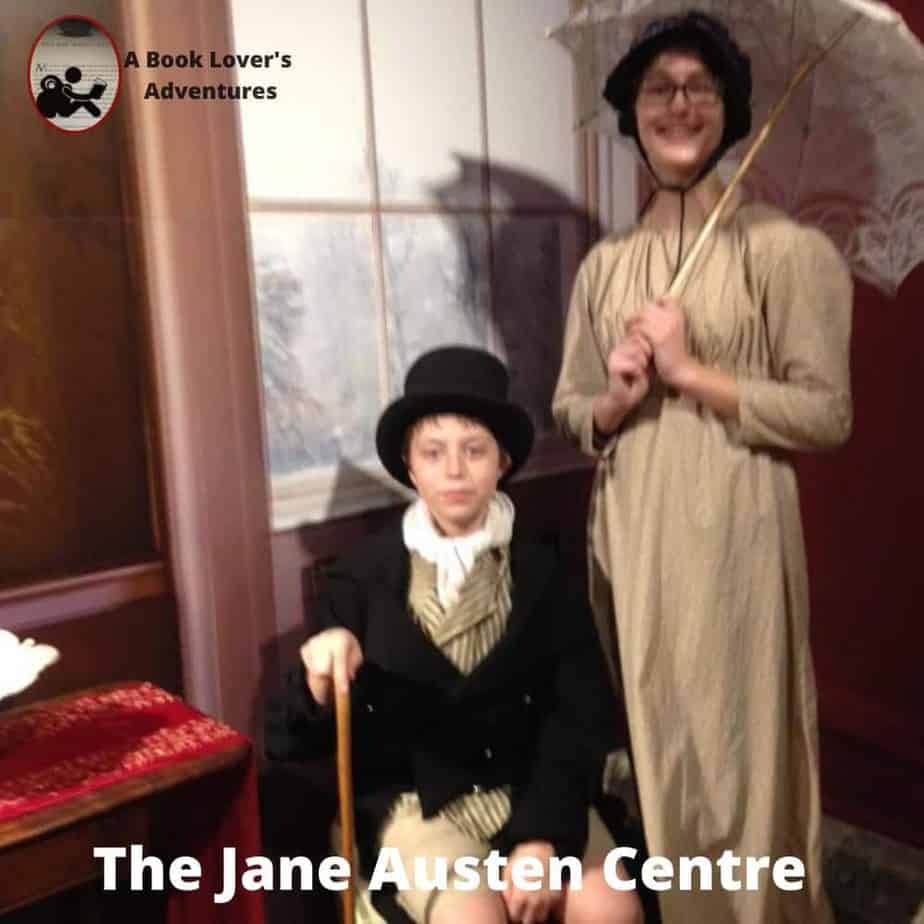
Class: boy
265,346,641,924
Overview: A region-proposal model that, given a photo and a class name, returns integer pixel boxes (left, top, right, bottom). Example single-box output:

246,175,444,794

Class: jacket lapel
456,537,553,694
366,530,462,690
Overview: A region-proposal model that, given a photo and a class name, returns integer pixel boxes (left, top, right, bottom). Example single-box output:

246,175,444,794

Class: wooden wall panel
116,0,278,735
2,594,182,711
0,0,157,588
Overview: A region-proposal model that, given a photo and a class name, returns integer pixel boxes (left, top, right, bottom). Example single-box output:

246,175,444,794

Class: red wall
797,1,924,845
802,271,924,845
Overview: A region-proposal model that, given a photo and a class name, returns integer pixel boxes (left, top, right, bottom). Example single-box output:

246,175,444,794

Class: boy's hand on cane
300,628,363,705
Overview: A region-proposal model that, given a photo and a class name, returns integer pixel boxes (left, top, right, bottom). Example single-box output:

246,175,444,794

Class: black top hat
603,11,752,158
375,346,534,488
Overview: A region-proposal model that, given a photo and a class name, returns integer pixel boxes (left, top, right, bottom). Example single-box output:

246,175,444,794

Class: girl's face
406,415,509,538
634,49,726,186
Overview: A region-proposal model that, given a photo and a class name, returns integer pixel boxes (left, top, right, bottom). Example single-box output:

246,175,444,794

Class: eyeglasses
637,79,722,108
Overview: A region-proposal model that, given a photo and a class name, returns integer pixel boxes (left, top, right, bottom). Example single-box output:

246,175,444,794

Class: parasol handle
665,12,862,300
335,685,356,924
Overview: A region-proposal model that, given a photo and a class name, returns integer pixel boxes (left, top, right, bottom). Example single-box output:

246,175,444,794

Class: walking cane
335,684,356,924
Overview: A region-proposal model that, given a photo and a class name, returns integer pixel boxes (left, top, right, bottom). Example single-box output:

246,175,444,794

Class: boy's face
406,415,510,537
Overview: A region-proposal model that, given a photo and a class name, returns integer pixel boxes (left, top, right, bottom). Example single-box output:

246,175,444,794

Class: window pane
383,214,491,391
233,1,370,202
236,2,593,528
368,0,483,205
250,213,381,474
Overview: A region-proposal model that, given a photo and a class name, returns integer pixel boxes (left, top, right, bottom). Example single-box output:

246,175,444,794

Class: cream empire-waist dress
553,201,851,923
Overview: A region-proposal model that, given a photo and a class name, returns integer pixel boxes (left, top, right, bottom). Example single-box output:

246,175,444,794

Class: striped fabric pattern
389,547,513,842
408,548,511,674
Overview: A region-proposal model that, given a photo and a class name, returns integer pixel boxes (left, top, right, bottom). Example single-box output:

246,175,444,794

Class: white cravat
402,492,514,610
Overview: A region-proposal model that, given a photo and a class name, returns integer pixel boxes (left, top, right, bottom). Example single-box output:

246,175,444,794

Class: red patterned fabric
0,683,265,923
0,683,246,821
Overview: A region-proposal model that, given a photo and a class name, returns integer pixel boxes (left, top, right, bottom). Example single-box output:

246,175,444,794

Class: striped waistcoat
387,546,514,842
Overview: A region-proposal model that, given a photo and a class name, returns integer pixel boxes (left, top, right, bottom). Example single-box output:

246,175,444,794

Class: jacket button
523,694,532,705
484,747,493,759
366,703,374,713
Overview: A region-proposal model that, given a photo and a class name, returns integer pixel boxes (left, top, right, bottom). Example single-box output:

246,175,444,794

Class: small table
0,683,265,922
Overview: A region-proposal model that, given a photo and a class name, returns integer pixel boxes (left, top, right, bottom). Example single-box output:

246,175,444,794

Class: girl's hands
605,331,653,409
627,295,695,389
593,328,653,437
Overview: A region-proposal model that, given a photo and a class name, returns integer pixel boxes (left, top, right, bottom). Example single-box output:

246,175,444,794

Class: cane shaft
335,686,356,924
666,13,861,300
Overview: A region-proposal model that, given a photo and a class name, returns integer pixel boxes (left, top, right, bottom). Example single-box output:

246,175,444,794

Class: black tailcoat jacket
264,517,622,863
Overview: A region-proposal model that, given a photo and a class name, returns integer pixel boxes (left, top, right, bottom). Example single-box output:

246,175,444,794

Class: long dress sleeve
552,259,614,458
734,225,853,451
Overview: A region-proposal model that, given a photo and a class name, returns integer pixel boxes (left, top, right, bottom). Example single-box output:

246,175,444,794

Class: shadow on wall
430,154,604,433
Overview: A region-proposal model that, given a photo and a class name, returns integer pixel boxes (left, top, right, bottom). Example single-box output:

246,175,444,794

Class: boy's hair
401,413,512,469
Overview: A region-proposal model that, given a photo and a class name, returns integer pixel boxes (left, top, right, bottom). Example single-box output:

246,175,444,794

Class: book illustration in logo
29,17,121,132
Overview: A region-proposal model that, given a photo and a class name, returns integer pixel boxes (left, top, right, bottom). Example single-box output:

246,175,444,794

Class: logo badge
29,16,121,132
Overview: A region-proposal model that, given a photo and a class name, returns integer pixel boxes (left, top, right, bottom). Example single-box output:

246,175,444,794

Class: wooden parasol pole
335,685,356,924
666,12,862,299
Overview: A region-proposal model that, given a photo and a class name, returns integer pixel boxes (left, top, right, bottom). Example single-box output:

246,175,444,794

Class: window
233,0,635,528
